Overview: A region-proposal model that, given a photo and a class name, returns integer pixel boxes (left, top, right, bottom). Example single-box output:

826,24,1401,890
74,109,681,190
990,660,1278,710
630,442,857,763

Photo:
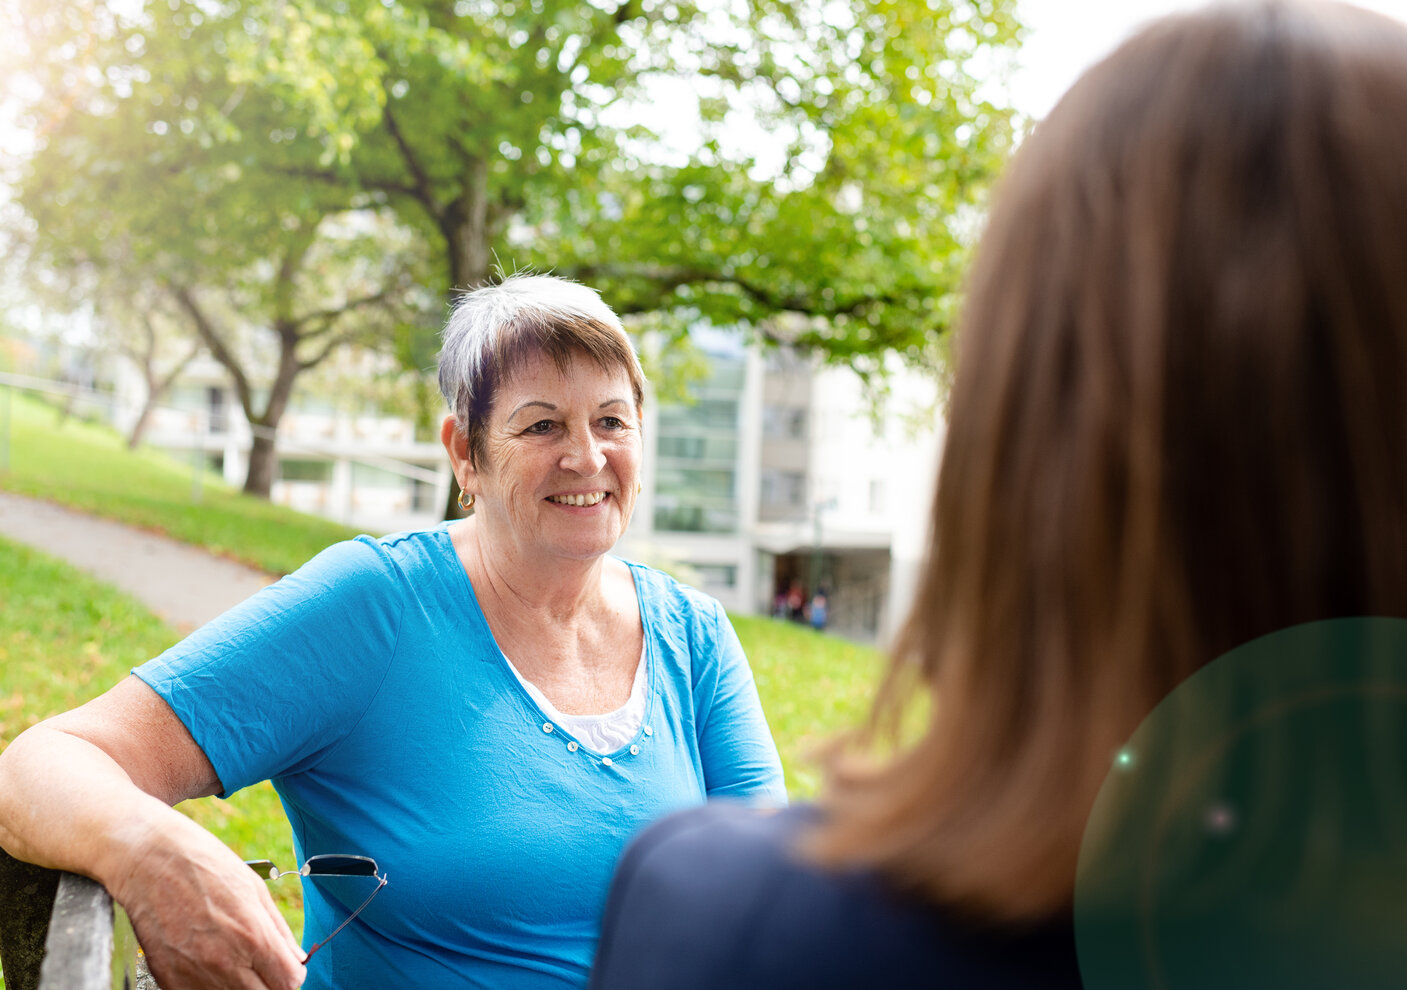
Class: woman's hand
113,814,307,990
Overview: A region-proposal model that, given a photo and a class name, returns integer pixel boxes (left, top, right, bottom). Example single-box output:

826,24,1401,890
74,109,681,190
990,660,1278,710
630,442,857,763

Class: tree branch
267,164,422,202
168,284,257,419
559,261,915,345
294,287,395,338
297,326,362,372
381,102,441,214
155,338,203,393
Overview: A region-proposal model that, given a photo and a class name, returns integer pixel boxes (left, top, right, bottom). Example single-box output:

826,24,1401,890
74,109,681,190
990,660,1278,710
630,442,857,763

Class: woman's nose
560,429,606,474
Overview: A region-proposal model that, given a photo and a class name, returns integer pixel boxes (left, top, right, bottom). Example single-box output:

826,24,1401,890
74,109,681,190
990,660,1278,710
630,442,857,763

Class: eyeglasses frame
244,854,388,962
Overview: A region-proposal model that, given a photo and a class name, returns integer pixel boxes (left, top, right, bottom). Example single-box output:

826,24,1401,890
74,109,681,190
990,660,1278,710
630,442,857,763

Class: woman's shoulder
591,802,1082,990
303,525,458,585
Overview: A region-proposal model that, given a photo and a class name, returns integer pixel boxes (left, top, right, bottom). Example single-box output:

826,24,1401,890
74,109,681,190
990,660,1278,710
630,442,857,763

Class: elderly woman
0,273,785,990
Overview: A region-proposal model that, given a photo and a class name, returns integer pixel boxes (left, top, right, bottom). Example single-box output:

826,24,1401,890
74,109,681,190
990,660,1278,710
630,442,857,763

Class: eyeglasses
245,854,388,962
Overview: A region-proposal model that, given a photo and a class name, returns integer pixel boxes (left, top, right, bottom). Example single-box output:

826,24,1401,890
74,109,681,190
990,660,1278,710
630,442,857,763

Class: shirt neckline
431,526,655,758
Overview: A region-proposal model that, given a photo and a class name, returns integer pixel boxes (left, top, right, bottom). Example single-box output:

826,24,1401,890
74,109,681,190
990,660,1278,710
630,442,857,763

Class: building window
869,478,886,514
652,502,739,534
279,459,332,483
652,344,744,535
411,478,437,512
761,469,807,508
762,405,807,439
691,564,738,589
658,398,738,431
352,463,409,489
656,434,738,461
207,386,227,434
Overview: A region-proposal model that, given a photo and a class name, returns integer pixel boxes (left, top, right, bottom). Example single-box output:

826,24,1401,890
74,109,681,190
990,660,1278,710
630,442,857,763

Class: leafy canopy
9,0,1023,380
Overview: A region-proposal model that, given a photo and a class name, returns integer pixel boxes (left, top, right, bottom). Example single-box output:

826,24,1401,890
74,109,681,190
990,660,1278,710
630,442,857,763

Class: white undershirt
505,642,648,754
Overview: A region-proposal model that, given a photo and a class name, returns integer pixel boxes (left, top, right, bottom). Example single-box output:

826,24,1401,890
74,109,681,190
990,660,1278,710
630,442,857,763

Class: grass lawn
0,390,360,575
735,614,887,795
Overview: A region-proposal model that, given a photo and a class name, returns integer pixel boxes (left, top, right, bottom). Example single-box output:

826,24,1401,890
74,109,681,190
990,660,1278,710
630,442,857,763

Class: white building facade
616,330,945,645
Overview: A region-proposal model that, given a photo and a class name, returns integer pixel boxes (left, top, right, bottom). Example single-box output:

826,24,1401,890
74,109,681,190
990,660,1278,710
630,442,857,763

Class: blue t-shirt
134,526,786,989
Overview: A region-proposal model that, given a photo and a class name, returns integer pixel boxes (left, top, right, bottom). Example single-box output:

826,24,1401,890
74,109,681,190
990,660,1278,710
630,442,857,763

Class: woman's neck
449,516,610,627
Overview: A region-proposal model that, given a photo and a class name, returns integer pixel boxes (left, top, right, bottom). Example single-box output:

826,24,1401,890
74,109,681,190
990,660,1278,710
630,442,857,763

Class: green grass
0,390,360,575
736,614,886,795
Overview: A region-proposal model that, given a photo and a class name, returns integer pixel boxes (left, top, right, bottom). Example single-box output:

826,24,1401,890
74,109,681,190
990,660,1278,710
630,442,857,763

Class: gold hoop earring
636,480,642,495
458,489,475,511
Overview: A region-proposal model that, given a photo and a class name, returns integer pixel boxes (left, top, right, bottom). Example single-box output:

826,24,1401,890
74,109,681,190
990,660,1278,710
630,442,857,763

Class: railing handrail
0,850,144,990
39,873,116,988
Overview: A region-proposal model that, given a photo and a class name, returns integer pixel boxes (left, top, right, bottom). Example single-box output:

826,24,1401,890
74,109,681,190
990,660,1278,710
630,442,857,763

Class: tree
167,209,425,495
240,0,1022,370
7,1,430,495
6,0,1022,502
106,292,202,450
237,0,1022,514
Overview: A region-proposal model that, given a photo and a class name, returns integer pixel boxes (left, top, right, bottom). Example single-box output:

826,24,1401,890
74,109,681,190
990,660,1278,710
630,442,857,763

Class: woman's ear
440,415,478,494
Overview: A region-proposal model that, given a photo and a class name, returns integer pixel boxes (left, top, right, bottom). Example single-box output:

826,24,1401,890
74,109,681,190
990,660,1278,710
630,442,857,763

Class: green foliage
546,0,1025,374
7,1,433,494
7,0,1023,391
0,390,359,574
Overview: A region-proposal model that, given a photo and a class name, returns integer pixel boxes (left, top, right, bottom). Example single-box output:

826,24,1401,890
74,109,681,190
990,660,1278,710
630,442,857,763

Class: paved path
0,491,272,633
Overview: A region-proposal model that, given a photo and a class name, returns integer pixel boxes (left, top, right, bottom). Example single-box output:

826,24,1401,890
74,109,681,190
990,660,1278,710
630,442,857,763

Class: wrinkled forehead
489,341,641,411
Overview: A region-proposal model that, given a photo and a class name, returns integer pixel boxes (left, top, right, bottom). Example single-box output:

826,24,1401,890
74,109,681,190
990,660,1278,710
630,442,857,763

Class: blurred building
110,332,944,643
109,352,451,536
615,328,944,645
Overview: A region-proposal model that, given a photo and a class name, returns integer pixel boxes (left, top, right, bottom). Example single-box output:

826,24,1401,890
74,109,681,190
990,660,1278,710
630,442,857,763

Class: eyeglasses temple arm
300,873,388,964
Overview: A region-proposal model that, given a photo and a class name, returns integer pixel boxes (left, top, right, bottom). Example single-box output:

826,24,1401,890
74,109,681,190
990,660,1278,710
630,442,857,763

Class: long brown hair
812,0,1407,922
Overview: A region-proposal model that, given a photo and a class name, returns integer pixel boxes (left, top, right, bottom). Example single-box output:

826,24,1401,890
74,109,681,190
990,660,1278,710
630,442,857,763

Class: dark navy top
589,803,1083,989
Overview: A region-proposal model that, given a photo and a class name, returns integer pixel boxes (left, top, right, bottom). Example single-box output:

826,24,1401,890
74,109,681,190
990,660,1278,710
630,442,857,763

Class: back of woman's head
815,0,1407,922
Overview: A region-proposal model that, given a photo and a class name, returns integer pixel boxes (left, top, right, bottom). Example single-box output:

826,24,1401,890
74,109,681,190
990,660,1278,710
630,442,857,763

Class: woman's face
468,349,642,563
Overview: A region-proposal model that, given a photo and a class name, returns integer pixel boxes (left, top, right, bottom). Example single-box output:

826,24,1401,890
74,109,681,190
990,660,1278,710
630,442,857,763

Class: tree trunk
445,158,493,293
439,165,493,521
126,398,155,449
243,430,278,497
240,324,303,498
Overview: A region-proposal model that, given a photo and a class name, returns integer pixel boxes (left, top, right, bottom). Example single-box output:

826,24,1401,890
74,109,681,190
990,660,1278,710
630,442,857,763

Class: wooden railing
0,849,148,990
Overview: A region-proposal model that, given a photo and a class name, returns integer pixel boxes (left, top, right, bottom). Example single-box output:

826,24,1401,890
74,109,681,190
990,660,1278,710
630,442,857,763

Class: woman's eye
600,416,625,430
526,420,555,435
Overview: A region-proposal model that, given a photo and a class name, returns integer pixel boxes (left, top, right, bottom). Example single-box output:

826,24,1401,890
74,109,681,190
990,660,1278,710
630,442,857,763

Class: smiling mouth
547,492,607,507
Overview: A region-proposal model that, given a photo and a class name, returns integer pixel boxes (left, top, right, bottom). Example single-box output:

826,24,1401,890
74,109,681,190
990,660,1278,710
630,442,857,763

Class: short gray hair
437,273,647,467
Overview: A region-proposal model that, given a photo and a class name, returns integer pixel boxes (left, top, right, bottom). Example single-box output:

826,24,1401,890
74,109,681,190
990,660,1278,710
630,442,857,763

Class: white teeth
549,492,606,506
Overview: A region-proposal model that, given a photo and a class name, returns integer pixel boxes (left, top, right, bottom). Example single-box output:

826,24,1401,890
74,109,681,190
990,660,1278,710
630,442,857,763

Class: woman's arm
0,675,306,990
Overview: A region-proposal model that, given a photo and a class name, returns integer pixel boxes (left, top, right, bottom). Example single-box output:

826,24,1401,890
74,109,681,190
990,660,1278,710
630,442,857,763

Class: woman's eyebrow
508,400,557,421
